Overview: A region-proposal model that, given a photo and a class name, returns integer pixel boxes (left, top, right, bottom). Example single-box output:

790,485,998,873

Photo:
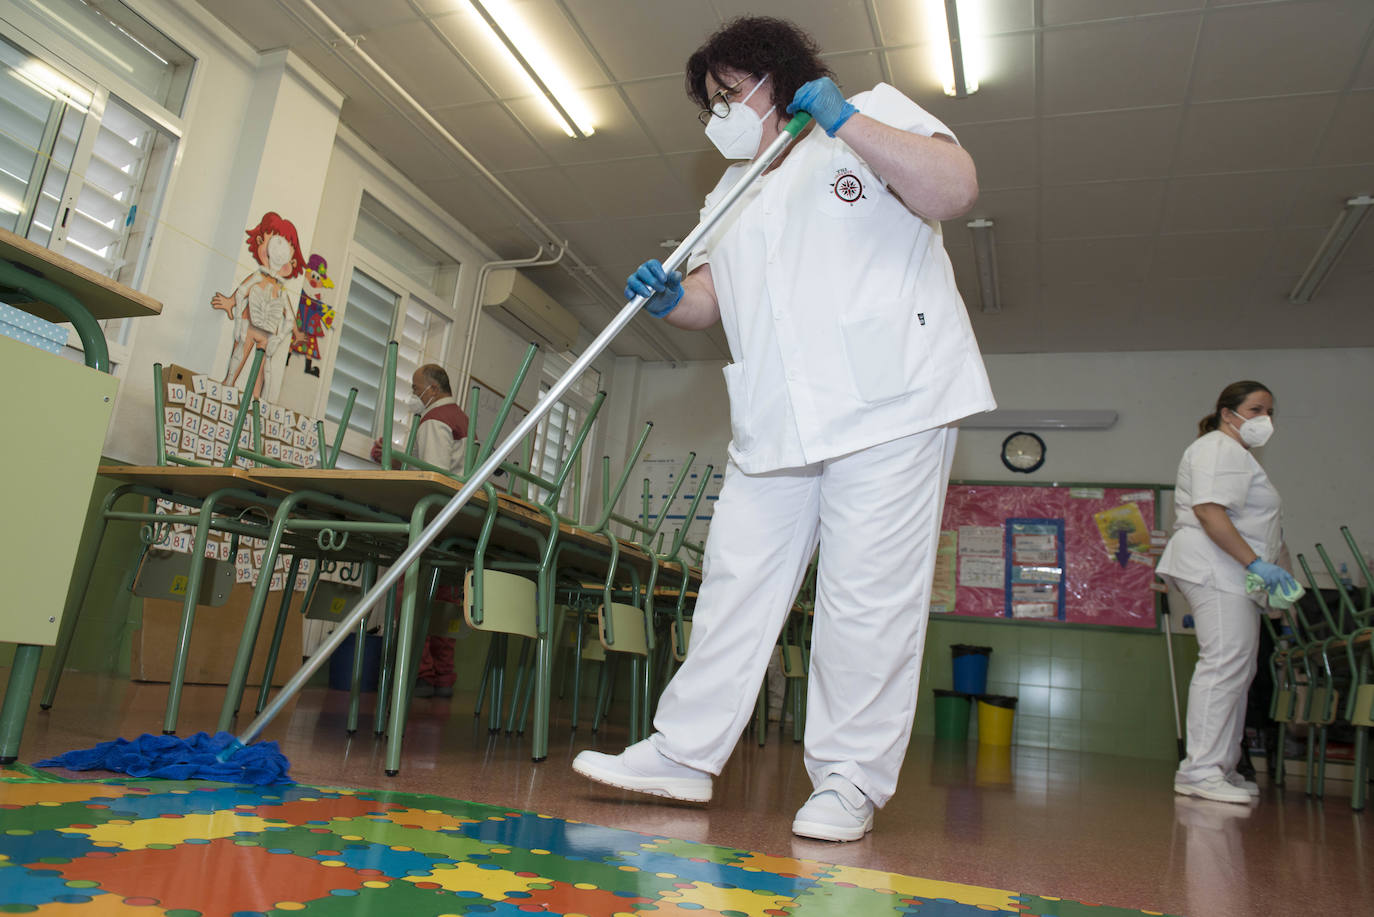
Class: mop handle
229,113,813,752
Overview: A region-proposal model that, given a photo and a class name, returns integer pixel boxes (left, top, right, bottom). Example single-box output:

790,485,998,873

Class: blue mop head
36,731,292,785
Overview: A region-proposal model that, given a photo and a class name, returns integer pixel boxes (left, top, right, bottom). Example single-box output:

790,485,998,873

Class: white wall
628,348,1374,584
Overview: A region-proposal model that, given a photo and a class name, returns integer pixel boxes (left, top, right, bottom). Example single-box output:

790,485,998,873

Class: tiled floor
6,671,1371,917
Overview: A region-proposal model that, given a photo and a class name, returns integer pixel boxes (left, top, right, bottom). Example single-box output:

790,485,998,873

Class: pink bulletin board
935,483,1162,629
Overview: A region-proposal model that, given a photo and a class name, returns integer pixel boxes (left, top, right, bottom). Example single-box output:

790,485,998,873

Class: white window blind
529,354,599,516
326,268,398,436
0,16,186,366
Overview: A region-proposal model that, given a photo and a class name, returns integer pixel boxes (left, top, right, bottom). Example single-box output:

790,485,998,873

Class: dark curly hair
685,17,832,116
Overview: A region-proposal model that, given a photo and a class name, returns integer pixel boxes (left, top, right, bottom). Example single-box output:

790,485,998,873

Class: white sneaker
1174,774,1253,804
572,738,712,803
1224,772,1260,797
791,775,874,842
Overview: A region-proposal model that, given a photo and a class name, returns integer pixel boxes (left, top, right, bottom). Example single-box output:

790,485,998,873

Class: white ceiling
192,0,1374,363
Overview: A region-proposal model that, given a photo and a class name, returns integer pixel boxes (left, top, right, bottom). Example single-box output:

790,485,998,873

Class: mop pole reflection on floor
222,112,815,761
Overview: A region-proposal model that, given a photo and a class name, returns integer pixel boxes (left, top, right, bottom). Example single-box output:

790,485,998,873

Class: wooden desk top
0,227,162,322
97,465,290,502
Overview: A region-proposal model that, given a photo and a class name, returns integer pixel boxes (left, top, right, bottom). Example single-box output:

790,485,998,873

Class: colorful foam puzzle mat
0,768,1179,916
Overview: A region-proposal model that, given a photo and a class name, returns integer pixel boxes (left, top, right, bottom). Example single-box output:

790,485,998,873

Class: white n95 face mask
1231,413,1273,448
704,75,773,160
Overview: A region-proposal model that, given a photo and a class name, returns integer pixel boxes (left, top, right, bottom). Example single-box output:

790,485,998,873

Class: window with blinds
529,353,600,517
0,3,189,365
322,199,458,456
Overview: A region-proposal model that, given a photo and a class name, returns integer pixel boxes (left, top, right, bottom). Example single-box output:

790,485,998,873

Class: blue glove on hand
625,259,683,318
786,77,856,137
1247,558,1297,592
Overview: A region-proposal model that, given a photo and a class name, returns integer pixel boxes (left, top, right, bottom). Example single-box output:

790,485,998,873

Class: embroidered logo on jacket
830,169,866,204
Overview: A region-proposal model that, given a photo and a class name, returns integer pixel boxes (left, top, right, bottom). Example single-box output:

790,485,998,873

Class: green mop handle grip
783,112,812,136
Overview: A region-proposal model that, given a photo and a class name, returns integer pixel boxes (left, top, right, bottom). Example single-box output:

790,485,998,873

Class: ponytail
1199,380,1271,438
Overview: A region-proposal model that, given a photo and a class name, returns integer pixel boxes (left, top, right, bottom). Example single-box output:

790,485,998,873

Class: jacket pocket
840,298,931,403
721,361,755,455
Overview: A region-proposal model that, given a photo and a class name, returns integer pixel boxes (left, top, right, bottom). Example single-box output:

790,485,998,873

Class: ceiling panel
1040,107,1183,184
191,0,1374,358
560,0,716,82
352,18,492,109
1041,15,1200,115
1172,95,1339,174
1188,0,1374,101
430,100,555,172
1316,90,1374,166
1040,181,1166,240
955,120,1039,190
1042,0,1202,27
1160,171,1302,233
1150,230,1275,278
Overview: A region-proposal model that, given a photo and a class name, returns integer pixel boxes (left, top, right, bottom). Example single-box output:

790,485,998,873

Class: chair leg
255,554,302,715
374,583,399,738
1274,721,1288,788
0,645,42,764
1352,725,1368,812
755,684,767,747
166,498,227,735
346,616,368,735
570,614,586,731
488,635,507,735
474,636,498,718
592,659,612,734
504,639,532,735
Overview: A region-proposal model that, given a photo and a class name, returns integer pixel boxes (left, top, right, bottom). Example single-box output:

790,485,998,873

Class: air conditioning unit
481,269,579,352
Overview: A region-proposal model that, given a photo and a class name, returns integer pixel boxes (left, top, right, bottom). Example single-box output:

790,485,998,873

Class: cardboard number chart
935,483,1161,628
152,364,335,592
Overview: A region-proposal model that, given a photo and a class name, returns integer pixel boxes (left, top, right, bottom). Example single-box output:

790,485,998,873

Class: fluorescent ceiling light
929,0,982,97
1289,194,1372,304
967,217,999,313
962,410,1119,430
466,0,594,138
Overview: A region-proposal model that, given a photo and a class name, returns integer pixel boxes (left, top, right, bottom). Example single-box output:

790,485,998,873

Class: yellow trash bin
976,694,1018,746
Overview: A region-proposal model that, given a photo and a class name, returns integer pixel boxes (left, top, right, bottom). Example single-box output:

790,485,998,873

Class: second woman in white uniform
1157,380,1298,804
572,16,994,842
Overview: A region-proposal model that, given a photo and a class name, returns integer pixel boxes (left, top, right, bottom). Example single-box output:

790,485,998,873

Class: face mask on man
705,74,774,160
1228,411,1273,448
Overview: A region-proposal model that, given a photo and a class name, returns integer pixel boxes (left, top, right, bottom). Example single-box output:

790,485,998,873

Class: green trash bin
933,689,972,740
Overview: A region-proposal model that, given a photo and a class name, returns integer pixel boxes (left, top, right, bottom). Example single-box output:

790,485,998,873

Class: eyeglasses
697,73,754,125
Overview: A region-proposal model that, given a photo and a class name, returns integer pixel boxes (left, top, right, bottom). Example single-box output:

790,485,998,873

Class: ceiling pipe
458,242,567,399
274,0,685,363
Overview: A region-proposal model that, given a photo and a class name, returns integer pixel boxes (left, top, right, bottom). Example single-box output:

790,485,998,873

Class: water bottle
1338,562,1353,590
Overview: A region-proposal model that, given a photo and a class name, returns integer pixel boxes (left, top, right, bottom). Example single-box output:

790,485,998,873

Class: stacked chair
1266,527,1373,810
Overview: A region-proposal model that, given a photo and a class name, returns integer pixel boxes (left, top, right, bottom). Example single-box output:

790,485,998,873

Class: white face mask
704,74,773,160
266,235,292,273
1228,411,1273,448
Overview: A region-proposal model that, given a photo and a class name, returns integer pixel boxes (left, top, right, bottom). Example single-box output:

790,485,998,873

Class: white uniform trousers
1174,579,1260,784
652,425,957,808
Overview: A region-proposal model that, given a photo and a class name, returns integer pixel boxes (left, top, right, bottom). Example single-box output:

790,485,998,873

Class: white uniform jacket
1156,430,1283,598
688,83,995,473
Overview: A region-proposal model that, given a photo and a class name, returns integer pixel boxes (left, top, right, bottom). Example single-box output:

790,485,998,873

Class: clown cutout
289,253,334,377
211,212,304,402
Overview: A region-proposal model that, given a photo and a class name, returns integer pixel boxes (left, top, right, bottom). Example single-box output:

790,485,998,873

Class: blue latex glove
1247,558,1298,592
786,77,856,137
625,259,683,318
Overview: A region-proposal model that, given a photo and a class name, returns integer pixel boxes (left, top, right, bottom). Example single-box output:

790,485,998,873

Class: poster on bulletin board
938,483,1162,628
